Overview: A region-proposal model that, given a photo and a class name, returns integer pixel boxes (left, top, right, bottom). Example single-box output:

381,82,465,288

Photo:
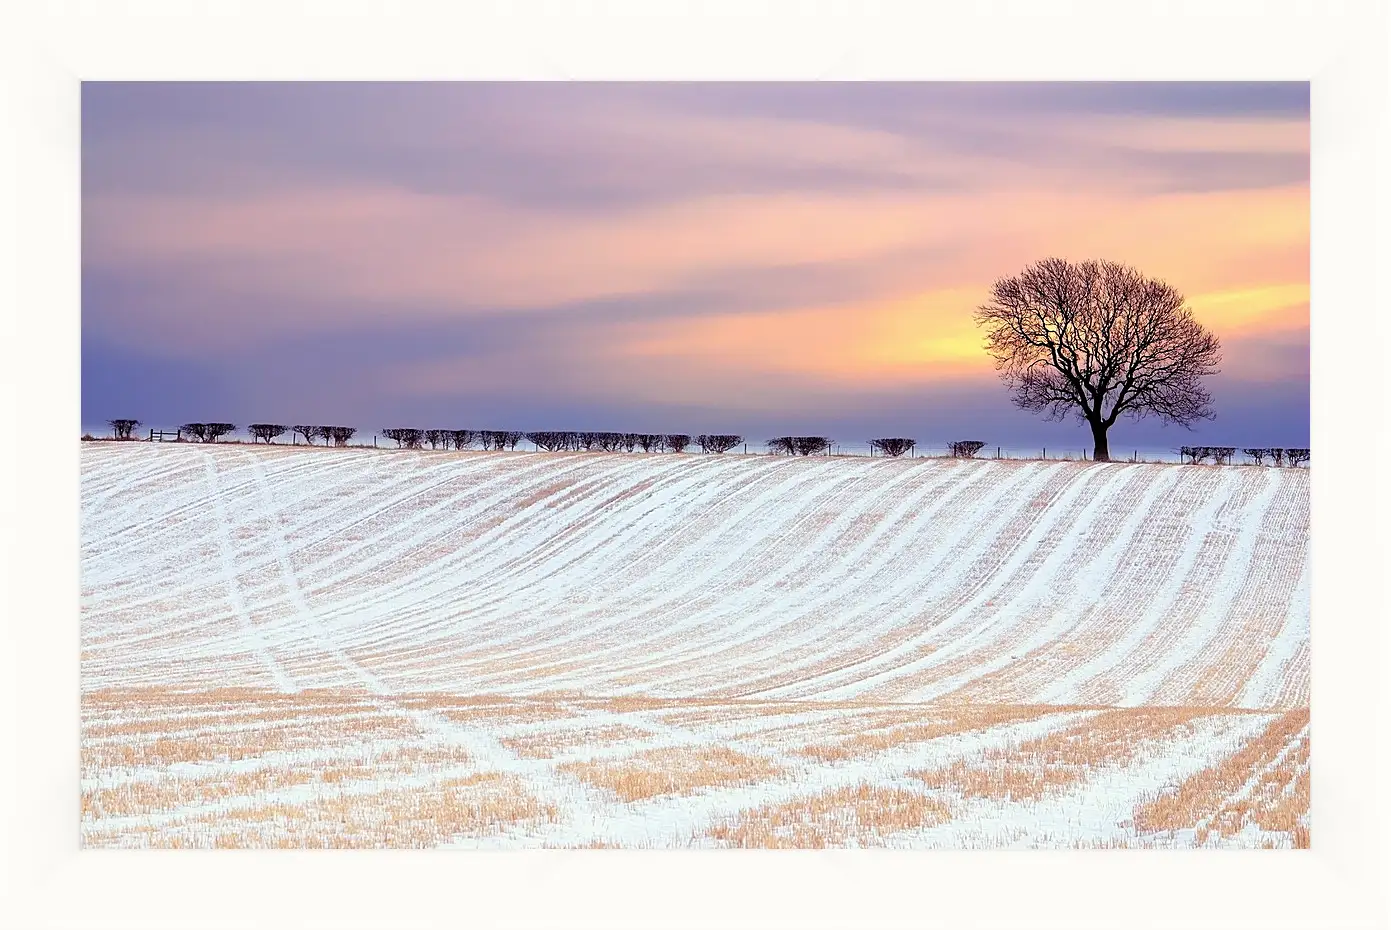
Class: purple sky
82,82,1309,452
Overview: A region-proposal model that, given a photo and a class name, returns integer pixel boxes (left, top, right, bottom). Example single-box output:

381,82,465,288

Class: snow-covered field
80,443,1309,848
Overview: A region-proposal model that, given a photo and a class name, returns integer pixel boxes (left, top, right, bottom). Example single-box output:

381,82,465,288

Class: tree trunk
1089,420,1110,462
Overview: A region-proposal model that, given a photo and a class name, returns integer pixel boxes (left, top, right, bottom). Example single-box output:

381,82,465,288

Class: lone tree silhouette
975,258,1222,462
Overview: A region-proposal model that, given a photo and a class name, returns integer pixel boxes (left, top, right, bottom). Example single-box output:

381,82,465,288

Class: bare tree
382,428,424,449
595,432,625,453
769,436,831,456
478,430,519,451
950,440,987,459
870,438,916,457
698,434,743,454
525,431,568,452
450,429,477,450
619,433,639,453
1244,447,1269,466
1270,448,1286,467
976,258,1222,462
1284,448,1310,467
1181,445,1237,465
423,429,447,450
107,419,140,440
293,424,319,445
328,426,357,446
180,423,210,443
248,423,288,443
662,434,691,453
206,423,236,443
636,434,662,453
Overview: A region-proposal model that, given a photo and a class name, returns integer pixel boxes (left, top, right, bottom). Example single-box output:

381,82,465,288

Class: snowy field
80,443,1310,848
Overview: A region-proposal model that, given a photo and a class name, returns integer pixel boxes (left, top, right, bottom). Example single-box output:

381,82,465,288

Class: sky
81,82,1309,453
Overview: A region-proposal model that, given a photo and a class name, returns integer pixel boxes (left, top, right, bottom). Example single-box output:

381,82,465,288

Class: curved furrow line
238,452,391,694
346,455,845,681
1157,471,1307,706
1117,469,1283,706
85,451,596,652
81,451,206,533
198,455,298,693
1022,467,1230,704
82,451,406,607
683,462,1027,700
1045,468,1242,706
853,463,1140,703
325,455,767,681
717,461,1059,702
748,461,1078,701
325,453,741,637
276,452,663,620
102,450,701,678
110,450,544,615
569,462,1004,697
82,448,366,555
578,460,978,696
335,457,834,674
937,465,1186,704
82,448,438,587
1234,555,1311,709
463,457,916,690
254,453,711,662
82,449,389,607
121,453,696,676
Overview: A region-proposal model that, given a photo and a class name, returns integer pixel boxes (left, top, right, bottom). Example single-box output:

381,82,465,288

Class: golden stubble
795,703,1064,763
705,783,955,848
911,707,1219,803
558,746,785,803
1133,709,1308,844
84,772,558,849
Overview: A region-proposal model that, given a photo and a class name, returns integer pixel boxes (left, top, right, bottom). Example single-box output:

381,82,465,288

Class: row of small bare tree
381,429,525,450
521,432,718,453
1186,446,1310,467
178,422,236,443
246,424,358,446
1175,445,1310,466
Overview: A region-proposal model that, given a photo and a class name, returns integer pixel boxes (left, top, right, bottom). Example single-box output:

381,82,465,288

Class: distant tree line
244,424,357,446
1232,447,1310,467
522,432,694,452
93,419,1309,468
